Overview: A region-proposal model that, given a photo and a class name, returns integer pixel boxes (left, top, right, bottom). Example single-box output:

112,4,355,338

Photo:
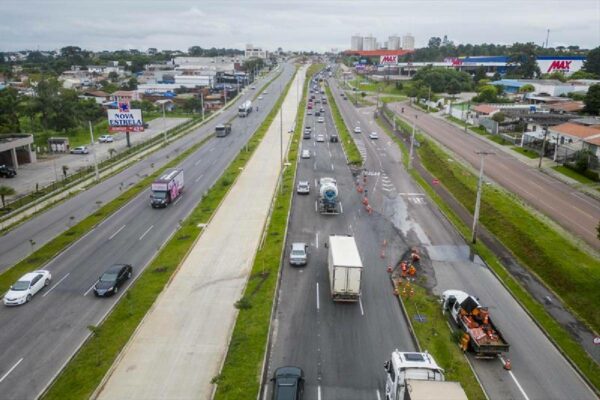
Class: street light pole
471,151,494,244
88,121,99,181
162,102,167,143
408,115,418,169
200,92,205,121
279,81,283,193
538,126,548,169
426,86,431,112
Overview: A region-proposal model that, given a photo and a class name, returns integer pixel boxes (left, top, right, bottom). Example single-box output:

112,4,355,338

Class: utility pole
408,115,418,169
538,126,548,169
162,102,167,143
426,86,431,112
471,151,494,244
279,81,283,194
200,92,205,120
88,121,99,181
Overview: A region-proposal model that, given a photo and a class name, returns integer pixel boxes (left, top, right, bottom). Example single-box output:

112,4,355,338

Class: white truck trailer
384,350,468,400
327,235,362,302
238,100,253,117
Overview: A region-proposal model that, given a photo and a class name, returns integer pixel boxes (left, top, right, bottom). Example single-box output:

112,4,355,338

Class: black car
93,264,132,296
330,134,339,143
0,165,16,178
272,366,304,400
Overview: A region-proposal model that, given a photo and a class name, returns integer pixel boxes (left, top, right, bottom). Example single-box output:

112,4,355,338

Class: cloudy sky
1,0,598,52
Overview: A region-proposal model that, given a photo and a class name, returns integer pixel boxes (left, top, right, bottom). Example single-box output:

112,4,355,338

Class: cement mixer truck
318,177,339,214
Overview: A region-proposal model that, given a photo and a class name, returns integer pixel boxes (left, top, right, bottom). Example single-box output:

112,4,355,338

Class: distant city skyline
0,0,598,52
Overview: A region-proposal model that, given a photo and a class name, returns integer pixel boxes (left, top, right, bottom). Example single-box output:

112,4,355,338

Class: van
289,242,308,266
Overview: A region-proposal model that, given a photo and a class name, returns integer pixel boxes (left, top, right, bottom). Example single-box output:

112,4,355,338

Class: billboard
107,102,144,132
537,58,584,75
380,55,398,65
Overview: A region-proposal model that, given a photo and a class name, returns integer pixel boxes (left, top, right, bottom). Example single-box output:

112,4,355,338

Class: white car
316,135,325,142
4,270,52,306
369,132,379,139
354,126,362,134
317,117,325,123
301,149,311,159
99,135,114,143
70,146,89,154
258,95,264,100
307,110,312,115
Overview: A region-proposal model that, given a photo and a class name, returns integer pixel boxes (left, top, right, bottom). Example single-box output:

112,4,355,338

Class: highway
0,63,295,400
266,75,416,399
387,102,600,251
0,67,280,272
326,75,597,400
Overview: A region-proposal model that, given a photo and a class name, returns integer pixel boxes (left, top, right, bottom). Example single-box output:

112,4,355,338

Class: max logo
381,56,397,63
547,60,572,72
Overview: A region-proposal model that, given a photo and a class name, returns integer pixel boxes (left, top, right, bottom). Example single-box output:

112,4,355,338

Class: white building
388,35,401,50
363,35,377,51
245,44,268,59
174,75,214,87
351,35,363,51
402,33,415,50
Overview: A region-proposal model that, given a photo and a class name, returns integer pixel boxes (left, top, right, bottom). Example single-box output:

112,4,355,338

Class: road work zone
95,66,306,400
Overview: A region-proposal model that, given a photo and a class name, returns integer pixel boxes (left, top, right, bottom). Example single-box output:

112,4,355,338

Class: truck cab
385,351,449,400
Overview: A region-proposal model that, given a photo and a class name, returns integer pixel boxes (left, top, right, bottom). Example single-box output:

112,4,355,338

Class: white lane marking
314,200,318,213
83,282,96,296
498,356,531,400
359,297,365,316
108,225,126,240
315,178,318,187
173,196,182,205
339,202,344,214
195,174,205,183
331,163,334,171
43,273,70,297
194,159,201,166
376,390,382,400
398,192,425,196
139,225,154,241
209,147,215,152
316,283,320,311
316,232,319,249
329,150,332,158
0,358,23,383
318,385,322,400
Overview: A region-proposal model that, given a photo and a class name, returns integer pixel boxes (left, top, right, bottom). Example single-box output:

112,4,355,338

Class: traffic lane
432,260,597,400
0,66,296,398
0,67,288,272
398,103,600,248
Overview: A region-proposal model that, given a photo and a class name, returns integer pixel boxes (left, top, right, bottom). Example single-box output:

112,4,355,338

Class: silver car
301,149,311,159
289,242,308,266
296,180,310,194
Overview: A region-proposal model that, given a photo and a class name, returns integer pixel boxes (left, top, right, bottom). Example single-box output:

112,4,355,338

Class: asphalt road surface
387,101,600,251
266,77,416,400
328,77,597,400
0,64,295,400
0,67,282,272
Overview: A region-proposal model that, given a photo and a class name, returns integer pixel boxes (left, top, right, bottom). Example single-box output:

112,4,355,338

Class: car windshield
152,191,168,199
12,280,30,291
291,250,305,256
100,273,118,282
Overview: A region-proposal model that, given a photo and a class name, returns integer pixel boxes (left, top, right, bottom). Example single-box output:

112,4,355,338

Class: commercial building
363,35,377,51
491,79,591,96
245,44,268,59
0,134,36,167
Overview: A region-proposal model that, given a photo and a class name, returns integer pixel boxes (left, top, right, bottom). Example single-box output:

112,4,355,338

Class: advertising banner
537,58,584,75
107,102,144,132
380,55,398,65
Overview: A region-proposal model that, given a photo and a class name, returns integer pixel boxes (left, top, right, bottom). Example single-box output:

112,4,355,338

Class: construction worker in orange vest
401,261,407,277
408,264,416,277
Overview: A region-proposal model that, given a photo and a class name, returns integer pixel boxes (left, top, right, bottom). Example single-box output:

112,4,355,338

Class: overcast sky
1,0,599,52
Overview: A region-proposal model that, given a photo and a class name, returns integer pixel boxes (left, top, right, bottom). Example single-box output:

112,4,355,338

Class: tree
583,46,600,77
569,70,598,80
182,97,203,113
428,37,442,48
0,88,21,133
508,42,540,78
0,185,16,209
583,84,600,115
518,84,535,94
491,112,506,123
121,77,138,90
474,66,487,83
108,71,119,83
474,85,499,103
188,46,204,56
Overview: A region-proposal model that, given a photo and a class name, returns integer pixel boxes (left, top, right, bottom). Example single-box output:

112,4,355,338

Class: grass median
212,64,317,400
380,110,600,392
325,86,363,166
40,71,297,400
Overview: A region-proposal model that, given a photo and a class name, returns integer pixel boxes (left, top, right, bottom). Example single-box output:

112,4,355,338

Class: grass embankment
382,110,600,392
41,71,297,400
553,165,599,184
213,64,318,400
325,86,363,166
512,146,539,159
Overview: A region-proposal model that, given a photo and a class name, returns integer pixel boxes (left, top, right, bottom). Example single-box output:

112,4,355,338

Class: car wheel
26,294,32,303
44,279,50,286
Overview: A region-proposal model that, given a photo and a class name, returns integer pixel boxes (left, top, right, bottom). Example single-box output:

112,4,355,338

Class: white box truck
327,235,362,302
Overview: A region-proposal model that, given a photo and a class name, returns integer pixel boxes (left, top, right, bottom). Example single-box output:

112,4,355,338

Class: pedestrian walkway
95,66,306,400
